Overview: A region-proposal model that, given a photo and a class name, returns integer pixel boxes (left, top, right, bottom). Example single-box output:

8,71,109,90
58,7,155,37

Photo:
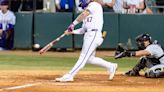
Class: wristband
131,51,136,56
73,20,79,26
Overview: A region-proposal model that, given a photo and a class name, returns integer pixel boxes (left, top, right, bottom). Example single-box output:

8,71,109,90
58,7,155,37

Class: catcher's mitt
115,43,128,59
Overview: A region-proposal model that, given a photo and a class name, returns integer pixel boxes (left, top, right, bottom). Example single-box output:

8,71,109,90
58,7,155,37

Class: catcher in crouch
115,34,164,78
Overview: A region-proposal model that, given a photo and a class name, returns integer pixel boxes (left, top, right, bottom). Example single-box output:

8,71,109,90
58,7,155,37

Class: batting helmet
0,0,9,5
135,34,152,50
79,0,91,9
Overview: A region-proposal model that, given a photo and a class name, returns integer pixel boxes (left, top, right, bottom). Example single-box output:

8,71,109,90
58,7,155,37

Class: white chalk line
0,82,41,91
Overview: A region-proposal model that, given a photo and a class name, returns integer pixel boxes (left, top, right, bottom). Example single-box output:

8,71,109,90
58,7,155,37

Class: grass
0,52,139,72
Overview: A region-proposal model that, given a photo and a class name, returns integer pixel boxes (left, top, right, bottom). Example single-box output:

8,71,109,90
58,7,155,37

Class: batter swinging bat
39,33,65,54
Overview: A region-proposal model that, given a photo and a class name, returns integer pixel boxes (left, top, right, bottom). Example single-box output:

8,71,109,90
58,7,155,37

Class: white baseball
34,44,40,49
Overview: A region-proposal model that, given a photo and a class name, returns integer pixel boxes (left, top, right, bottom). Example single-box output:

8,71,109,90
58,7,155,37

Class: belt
85,29,98,32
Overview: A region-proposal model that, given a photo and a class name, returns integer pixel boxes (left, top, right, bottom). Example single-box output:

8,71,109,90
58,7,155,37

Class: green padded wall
14,13,33,49
101,13,119,48
14,13,164,49
119,14,164,49
34,12,73,48
74,13,83,48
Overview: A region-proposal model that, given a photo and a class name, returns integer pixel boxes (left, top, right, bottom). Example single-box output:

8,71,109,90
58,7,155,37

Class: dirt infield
0,50,115,57
0,51,164,92
0,70,164,92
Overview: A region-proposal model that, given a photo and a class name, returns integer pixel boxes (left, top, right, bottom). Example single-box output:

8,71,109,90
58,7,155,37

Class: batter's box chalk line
0,82,41,91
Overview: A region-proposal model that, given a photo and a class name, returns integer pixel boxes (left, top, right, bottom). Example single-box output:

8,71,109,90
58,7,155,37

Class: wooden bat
39,33,65,54
102,31,107,38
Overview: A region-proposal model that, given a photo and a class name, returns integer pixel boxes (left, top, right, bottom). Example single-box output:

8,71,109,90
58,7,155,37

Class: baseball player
0,0,16,50
56,0,118,82
115,34,164,78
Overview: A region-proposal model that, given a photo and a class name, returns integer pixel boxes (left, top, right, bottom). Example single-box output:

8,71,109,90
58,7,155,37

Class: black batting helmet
135,34,152,50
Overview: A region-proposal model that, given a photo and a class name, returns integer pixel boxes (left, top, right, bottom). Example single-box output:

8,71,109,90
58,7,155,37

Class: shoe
109,63,118,80
55,73,74,82
124,70,140,76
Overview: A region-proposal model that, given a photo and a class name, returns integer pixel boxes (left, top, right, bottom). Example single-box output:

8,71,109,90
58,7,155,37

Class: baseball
33,44,40,49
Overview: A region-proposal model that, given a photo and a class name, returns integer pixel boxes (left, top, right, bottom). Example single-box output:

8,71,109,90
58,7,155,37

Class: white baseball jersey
69,2,116,78
83,2,103,31
0,10,16,31
145,44,164,64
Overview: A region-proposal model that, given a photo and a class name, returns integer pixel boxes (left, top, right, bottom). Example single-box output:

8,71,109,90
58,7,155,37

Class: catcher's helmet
135,34,152,50
79,0,91,9
0,0,9,5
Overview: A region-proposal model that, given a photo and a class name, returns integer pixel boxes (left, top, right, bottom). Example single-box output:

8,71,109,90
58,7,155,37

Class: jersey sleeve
145,45,158,56
73,28,86,34
86,2,97,14
10,13,16,25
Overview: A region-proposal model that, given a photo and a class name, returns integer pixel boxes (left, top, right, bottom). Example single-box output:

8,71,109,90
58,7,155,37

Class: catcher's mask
79,0,91,9
135,34,152,50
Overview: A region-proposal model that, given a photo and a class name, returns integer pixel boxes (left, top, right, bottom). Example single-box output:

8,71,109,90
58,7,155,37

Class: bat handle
39,50,44,54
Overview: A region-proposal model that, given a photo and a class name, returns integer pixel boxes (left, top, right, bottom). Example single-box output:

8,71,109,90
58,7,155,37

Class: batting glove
67,23,75,32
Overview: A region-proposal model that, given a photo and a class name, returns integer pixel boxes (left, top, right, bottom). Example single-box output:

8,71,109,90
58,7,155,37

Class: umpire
115,34,164,78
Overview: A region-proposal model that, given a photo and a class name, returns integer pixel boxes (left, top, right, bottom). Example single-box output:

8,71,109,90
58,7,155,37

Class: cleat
109,63,118,80
124,70,140,76
55,74,74,82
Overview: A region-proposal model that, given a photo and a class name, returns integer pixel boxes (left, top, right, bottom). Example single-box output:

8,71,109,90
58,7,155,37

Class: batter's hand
67,23,75,32
64,30,73,35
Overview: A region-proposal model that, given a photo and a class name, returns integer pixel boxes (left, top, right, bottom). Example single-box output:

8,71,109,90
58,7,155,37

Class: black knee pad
140,57,147,65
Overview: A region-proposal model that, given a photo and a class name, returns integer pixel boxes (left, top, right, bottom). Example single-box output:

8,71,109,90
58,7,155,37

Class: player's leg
56,31,99,82
125,57,160,76
68,33,101,77
87,51,117,80
125,57,149,76
145,64,164,78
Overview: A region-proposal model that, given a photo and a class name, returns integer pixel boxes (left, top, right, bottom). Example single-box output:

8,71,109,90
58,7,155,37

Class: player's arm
115,49,151,59
6,14,16,31
64,28,86,35
74,9,90,24
134,50,151,57
115,44,151,59
65,9,90,33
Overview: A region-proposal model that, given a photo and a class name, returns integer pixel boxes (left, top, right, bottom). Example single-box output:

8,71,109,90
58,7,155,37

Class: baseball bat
39,33,65,54
102,31,107,38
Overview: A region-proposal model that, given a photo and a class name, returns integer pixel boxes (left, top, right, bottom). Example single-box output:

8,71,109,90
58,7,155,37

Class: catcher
115,34,164,78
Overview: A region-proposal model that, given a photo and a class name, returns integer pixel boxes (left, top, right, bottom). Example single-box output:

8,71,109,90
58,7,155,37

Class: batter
56,0,117,82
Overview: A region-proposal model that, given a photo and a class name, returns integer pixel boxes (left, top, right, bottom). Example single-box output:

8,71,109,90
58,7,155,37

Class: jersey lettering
87,17,92,22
